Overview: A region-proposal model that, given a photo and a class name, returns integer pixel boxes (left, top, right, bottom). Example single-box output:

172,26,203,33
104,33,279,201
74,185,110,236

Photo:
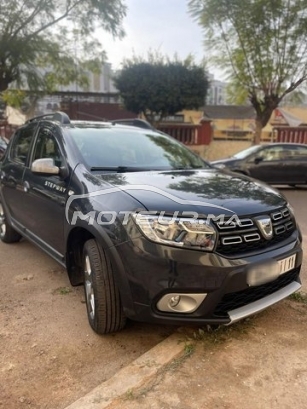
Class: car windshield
233,145,261,159
69,127,208,171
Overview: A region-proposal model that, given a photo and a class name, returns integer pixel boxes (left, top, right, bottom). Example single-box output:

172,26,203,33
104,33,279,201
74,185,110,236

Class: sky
102,0,208,71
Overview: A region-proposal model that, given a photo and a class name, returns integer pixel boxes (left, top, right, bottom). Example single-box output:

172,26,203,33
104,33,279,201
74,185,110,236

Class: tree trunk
250,94,280,146
0,71,12,94
253,118,263,145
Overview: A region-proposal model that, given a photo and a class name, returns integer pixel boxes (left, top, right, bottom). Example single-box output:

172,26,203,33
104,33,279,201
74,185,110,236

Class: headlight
132,214,217,251
214,163,226,169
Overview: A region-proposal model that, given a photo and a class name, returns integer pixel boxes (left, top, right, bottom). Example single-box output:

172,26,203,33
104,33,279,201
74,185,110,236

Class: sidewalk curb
64,332,185,409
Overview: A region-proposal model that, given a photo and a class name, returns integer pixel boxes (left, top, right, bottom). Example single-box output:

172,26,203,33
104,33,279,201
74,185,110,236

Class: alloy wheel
0,203,6,237
84,255,95,320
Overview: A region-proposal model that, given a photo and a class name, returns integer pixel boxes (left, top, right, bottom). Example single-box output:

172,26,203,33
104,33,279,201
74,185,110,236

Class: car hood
97,169,286,216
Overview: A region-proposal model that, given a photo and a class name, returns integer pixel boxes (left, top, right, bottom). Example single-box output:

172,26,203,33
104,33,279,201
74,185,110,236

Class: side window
259,147,285,162
10,125,36,165
290,146,307,158
33,128,63,168
279,147,295,160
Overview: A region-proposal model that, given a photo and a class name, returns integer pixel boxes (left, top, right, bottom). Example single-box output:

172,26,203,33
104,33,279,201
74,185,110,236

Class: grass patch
52,286,72,295
289,292,307,304
190,317,256,347
124,389,135,400
183,342,195,356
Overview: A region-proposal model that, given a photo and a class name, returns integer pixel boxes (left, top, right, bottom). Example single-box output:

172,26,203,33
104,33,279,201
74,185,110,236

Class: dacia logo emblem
255,216,273,240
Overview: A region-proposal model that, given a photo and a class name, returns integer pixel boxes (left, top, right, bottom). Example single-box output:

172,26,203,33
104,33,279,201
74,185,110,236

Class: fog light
169,295,181,308
157,293,207,313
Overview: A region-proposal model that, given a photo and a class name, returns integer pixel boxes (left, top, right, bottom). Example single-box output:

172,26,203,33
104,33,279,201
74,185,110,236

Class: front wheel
83,239,126,334
0,202,21,243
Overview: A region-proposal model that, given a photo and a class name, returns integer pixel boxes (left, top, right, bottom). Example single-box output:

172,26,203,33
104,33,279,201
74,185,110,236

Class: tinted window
10,125,37,165
0,137,6,150
257,146,287,162
32,127,63,168
69,127,207,170
289,146,307,157
260,146,307,161
233,145,261,159
0,137,7,159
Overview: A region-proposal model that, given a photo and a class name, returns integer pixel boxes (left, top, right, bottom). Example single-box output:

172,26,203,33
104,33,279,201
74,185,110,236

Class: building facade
206,74,228,105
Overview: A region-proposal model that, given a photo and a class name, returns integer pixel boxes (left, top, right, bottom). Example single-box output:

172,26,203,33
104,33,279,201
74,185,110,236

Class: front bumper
109,229,302,326
227,281,300,324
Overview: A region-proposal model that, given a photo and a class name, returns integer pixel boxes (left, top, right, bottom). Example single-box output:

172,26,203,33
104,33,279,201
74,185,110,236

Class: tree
114,53,209,125
189,0,307,144
0,0,126,108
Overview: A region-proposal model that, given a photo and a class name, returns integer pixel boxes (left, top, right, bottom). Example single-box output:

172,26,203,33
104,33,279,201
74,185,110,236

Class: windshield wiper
91,166,151,173
172,165,205,170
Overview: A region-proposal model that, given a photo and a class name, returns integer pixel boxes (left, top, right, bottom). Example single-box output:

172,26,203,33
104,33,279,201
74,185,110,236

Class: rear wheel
83,239,126,334
0,202,21,243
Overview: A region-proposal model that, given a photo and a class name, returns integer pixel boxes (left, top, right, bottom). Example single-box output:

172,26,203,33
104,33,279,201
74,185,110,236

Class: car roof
70,120,112,128
24,112,155,133
260,143,307,148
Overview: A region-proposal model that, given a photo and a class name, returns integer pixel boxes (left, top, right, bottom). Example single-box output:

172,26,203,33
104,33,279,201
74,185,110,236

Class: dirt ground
109,299,307,409
0,240,172,409
107,187,307,409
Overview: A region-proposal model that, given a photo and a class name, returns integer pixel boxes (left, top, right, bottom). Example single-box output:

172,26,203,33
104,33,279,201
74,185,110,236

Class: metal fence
274,127,307,144
158,122,212,146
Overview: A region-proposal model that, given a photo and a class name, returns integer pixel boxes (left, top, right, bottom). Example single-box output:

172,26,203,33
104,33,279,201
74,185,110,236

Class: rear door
0,124,37,228
282,145,307,184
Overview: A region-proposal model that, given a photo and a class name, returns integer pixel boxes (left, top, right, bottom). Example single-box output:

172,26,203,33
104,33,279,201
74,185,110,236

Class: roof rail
111,118,155,130
26,111,71,125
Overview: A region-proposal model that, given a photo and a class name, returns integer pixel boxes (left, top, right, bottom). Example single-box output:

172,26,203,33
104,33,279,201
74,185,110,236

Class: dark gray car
212,143,307,186
0,114,303,334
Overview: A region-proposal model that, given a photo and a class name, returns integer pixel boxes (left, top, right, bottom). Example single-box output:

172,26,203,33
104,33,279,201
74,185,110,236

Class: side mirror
254,156,263,164
31,158,59,175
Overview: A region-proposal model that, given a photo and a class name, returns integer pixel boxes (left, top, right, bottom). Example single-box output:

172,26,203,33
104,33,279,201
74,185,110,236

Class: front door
246,146,291,183
22,125,69,257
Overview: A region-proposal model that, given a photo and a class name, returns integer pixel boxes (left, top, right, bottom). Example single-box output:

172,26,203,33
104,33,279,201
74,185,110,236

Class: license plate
278,254,296,275
247,254,296,286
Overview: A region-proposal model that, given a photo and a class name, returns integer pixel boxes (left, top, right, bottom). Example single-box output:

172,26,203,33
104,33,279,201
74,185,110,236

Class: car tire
83,239,126,334
0,202,22,243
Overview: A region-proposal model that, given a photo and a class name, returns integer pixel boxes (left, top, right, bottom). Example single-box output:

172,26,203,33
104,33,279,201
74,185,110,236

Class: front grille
214,267,300,318
214,207,295,256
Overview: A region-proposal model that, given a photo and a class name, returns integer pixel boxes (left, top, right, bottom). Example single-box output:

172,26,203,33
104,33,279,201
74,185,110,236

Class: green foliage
1,89,26,108
0,0,126,98
52,286,72,295
114,52,209,124
183,343,195,356
289,292,307,304
189,0,307,143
